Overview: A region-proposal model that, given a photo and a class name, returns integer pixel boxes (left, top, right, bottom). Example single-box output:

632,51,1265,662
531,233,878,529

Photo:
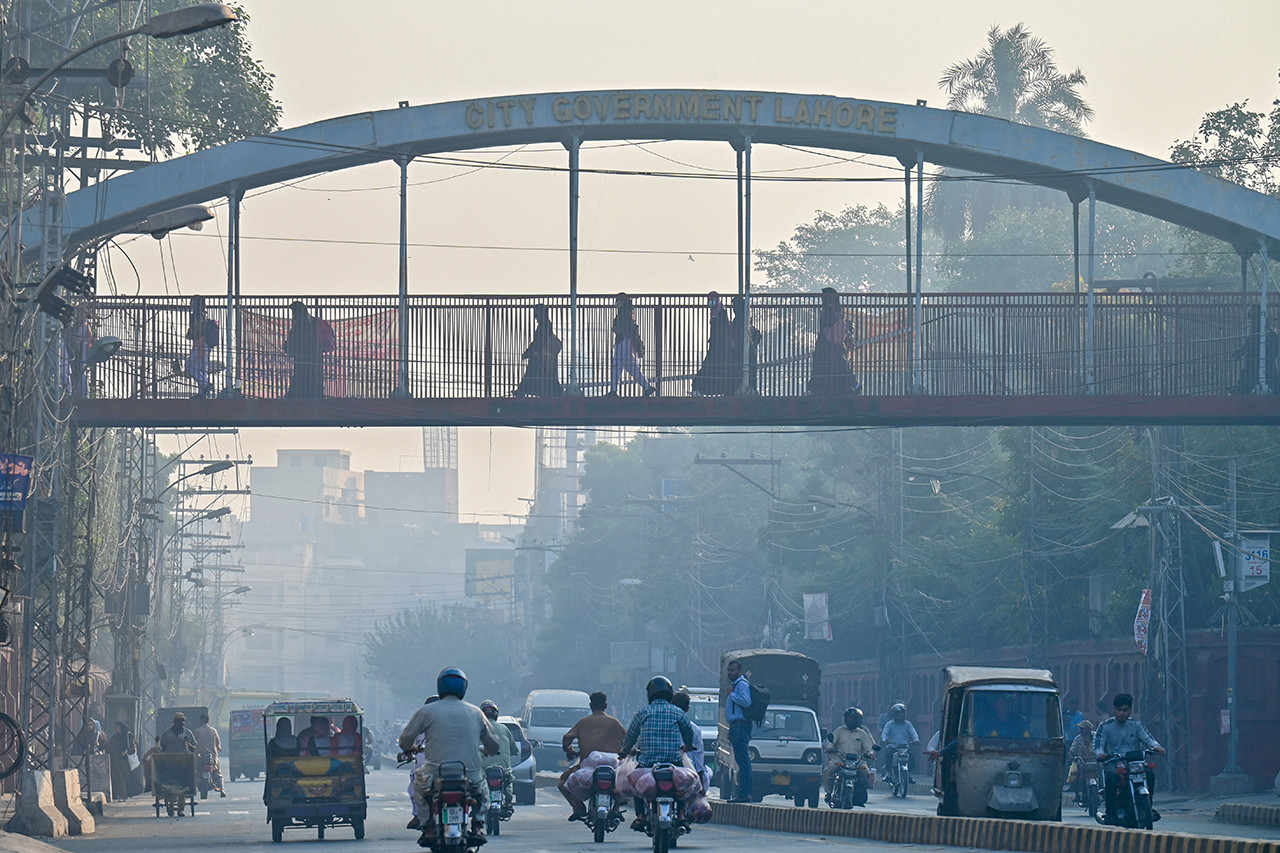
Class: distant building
225,448,519,711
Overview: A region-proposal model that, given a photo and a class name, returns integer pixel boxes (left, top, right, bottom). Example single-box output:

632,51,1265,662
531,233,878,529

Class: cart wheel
271,816,285,842
353,817,365,840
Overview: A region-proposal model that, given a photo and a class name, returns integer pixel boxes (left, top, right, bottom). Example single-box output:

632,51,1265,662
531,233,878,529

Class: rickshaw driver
976,693,1031,739
399,668,501,847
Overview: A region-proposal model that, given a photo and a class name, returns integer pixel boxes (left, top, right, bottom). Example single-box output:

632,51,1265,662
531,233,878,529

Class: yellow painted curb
709,801,1280,853
1216,804,1280,829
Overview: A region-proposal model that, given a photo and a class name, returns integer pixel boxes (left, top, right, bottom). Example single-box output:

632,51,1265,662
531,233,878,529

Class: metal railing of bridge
74,292,1273,402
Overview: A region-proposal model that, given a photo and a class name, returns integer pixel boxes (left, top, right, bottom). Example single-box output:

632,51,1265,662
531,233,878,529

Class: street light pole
0,4,238,143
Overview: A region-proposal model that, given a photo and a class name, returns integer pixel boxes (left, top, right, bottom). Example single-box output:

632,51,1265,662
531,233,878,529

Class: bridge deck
68,291,1280,427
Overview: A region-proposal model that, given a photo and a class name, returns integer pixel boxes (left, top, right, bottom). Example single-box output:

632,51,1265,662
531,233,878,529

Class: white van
680,687,720,746
521,689,592,771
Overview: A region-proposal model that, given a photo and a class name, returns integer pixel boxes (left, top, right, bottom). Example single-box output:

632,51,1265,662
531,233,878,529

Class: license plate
772,772,790,786
443,806,465,825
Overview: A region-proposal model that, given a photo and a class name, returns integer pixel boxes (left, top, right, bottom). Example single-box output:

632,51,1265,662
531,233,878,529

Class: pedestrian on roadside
724,659,754,802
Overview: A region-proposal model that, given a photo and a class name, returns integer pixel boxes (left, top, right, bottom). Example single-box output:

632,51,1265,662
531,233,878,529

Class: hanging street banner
1133,588,1152,655
803,593,832,641
1239,535,1271,592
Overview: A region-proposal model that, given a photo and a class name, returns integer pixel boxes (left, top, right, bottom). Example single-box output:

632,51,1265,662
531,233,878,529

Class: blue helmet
437,667,468,699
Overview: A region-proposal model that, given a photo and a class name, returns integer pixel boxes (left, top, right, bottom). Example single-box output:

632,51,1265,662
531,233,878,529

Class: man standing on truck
724,660,754,803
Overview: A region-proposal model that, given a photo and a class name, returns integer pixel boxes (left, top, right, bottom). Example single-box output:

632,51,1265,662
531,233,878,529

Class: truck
713,649,823,807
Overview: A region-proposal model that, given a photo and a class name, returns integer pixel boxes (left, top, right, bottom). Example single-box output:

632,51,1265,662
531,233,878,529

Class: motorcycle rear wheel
353,817,365,840
594,821,605,843
487,809,500,836
652,826,669,853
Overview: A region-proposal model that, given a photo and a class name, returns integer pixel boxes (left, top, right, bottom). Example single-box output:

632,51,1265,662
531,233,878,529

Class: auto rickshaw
933,666,1064,821
263,699,367,842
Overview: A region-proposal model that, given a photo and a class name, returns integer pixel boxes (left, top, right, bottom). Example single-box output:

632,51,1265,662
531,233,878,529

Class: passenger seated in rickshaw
268,718,300,757
300,716,336,756
334,715,362,755
974,693,1031,739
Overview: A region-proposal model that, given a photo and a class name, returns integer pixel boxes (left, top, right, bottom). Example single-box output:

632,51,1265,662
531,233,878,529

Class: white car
497,715,537,805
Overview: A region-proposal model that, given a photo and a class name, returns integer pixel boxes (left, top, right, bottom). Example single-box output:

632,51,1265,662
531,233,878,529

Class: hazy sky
129,0,1280,514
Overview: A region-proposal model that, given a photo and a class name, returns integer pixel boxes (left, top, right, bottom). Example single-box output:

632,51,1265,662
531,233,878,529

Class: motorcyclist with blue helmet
399,668,501,847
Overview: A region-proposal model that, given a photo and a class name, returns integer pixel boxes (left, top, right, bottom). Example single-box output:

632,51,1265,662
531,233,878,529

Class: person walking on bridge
608,293,656,397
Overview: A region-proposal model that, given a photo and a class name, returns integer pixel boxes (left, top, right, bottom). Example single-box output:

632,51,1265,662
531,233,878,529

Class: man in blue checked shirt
724,658,754,802
620,676,696,830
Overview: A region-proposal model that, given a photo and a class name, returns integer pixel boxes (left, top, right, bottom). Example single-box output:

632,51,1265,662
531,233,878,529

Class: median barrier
50,770,95,835
710,800,1280,853
1216,804,1280,829
2,771,68,839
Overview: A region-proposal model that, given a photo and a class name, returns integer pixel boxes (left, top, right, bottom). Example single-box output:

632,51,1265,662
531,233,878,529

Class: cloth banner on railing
1133,588,1152,655
240,310,398,398
803,592,832,641
849,308,909,370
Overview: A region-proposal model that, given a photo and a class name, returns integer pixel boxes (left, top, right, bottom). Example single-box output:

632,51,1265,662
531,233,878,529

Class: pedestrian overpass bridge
27,89,1280,428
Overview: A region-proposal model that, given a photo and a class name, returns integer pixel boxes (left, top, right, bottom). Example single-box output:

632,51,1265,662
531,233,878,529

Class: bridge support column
565,137,581,395
1258,241,1271,394
1084,184,1097,394
737,137,753,395
219,186,242,399
392,155,411,398
912,149,924,394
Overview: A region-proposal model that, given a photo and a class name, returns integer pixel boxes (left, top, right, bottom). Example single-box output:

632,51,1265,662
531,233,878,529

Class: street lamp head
198,506,232,521
197,460,235,476
86,335,123,365
231,585,252,595
140,3,237,38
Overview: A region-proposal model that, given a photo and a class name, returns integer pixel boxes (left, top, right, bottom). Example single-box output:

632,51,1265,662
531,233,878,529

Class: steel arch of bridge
25,88,1280,262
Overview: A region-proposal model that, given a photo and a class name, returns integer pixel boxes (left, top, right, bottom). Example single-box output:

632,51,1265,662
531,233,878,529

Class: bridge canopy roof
24,89,1280,263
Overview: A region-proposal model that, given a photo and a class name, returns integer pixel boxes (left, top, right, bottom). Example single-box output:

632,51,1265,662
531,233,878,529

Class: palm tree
929,24,1093,244
939,23,1092,133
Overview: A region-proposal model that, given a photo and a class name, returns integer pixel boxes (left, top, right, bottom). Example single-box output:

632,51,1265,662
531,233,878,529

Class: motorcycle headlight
1004,772,1023,788
802,749,821,764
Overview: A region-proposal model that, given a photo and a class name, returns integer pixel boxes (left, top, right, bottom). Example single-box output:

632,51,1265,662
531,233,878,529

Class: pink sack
630,767,657,799
672,766,701,797
565,766,595,799
582,751,618,770
688,794,713,823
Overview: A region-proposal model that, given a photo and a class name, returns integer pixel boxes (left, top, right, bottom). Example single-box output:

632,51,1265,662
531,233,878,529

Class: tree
1168,70,1280,278
932,24,1092,244
754,204,906,294
364,602,515,715
12,1,281,157
939,24,1092,133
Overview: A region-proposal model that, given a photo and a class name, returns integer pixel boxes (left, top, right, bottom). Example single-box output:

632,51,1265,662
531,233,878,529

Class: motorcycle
483,766,514,836
197,751,215,800
583,763,624,843
1096,749,1159,830
423,761,483,852
884,743,912,798
1073,757,1102,818
640,763,690,853
825,752,869,809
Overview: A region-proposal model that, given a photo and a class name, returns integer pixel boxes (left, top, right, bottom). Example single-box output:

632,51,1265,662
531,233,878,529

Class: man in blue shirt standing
724,659,754,803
